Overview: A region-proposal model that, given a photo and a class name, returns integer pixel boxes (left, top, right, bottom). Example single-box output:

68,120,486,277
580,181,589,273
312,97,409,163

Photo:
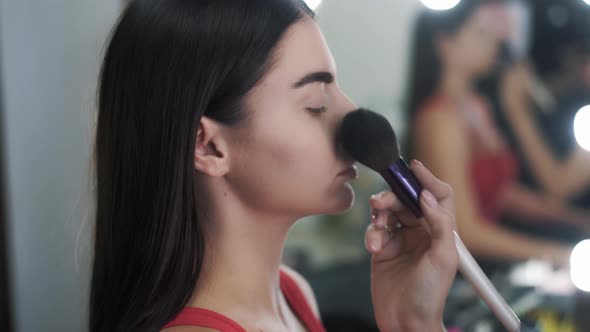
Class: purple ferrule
378,158,423,218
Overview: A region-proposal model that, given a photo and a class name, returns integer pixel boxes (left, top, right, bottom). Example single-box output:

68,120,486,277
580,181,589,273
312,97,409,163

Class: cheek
254,113,314,167
453,40,474,65
266,121,355,213
463,40,495,69
479,42,498,67
264,130,354,215
259,118,333,188
229,112,351,215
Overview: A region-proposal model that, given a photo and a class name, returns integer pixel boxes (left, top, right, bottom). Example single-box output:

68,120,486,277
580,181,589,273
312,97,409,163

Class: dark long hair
404,1,485,120
91,1,313,331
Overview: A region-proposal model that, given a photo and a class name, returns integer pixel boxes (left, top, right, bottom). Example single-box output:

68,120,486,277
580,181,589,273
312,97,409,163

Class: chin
325,183,356,214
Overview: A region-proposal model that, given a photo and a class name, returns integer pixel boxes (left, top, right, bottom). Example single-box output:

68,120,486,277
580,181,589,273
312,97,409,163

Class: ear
194,116,230,177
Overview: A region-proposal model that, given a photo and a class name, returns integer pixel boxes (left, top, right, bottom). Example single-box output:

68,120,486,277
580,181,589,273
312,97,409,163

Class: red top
162,269,327,332
417,95,519,220
470,151,518,220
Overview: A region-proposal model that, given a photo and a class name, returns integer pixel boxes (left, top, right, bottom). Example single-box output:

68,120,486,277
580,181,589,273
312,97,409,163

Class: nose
331,87,357,127
339,90,357,114
331,86,357,124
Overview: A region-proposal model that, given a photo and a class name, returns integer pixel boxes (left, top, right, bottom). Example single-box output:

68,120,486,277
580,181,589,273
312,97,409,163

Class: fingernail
422,190,437,207
412,159,423,167
370,192,384,200
369,239,380,252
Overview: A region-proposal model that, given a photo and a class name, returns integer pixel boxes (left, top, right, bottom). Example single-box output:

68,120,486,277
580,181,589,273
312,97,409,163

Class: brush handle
379,158,520,331
379,158,423,217
454,231,521,332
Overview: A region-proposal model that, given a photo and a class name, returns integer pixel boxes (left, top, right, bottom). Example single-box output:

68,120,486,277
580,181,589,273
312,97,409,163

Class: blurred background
0,0,589,331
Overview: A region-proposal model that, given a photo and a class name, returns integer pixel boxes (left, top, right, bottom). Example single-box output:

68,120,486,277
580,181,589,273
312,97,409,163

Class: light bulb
420,0,461,10
570,240,590,292
304,0,322,11
574,105,590,151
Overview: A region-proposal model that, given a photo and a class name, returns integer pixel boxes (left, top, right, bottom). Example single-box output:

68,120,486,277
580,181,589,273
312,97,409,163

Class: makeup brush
338,108,521,332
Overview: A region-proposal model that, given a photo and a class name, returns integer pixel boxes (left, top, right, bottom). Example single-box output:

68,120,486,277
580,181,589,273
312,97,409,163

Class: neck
439,66,473,104
189,178,296,322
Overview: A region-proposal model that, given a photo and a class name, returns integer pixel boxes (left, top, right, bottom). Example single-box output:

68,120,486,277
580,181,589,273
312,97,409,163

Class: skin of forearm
501,185,586,226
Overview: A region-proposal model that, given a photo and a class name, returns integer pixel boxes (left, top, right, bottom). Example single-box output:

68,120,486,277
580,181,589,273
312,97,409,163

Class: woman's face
224,18,357,219
442,6,501,76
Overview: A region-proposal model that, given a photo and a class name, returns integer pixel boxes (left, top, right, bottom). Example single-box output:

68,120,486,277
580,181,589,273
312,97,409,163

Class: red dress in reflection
417,95,519,220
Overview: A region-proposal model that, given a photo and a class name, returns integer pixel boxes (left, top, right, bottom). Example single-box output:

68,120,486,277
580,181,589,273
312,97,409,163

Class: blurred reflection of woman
493,0,590,200
405,0,588,266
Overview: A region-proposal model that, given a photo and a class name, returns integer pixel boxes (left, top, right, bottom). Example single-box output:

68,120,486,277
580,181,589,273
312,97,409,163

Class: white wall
0,0,120,330
317,0,421,136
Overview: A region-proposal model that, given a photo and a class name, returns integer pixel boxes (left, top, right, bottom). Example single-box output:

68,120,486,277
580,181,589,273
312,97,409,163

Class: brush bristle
337,108,400,171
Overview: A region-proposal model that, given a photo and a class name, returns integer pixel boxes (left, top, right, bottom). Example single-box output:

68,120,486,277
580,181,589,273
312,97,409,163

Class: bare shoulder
280,264,321,319
414,103,467,150
161,326,219,332
415,102,463,134
413,101,472,177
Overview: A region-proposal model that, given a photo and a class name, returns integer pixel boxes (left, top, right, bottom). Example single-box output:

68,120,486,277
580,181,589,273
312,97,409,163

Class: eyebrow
292,71,334,88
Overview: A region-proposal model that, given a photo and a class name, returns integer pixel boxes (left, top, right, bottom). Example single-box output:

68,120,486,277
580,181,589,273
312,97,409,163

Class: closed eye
307,106,327,114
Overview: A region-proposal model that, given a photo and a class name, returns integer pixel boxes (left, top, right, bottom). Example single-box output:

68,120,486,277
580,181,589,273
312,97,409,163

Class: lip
337,164,358,180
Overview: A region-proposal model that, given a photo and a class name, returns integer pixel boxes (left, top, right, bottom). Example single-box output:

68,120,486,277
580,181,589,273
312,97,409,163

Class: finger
364,223,393,254
419,189,454,249
373,208,405,229
371,208,387,229
371,193,424,229
392,209,422,229
369,191,405,212
409,160,453,200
